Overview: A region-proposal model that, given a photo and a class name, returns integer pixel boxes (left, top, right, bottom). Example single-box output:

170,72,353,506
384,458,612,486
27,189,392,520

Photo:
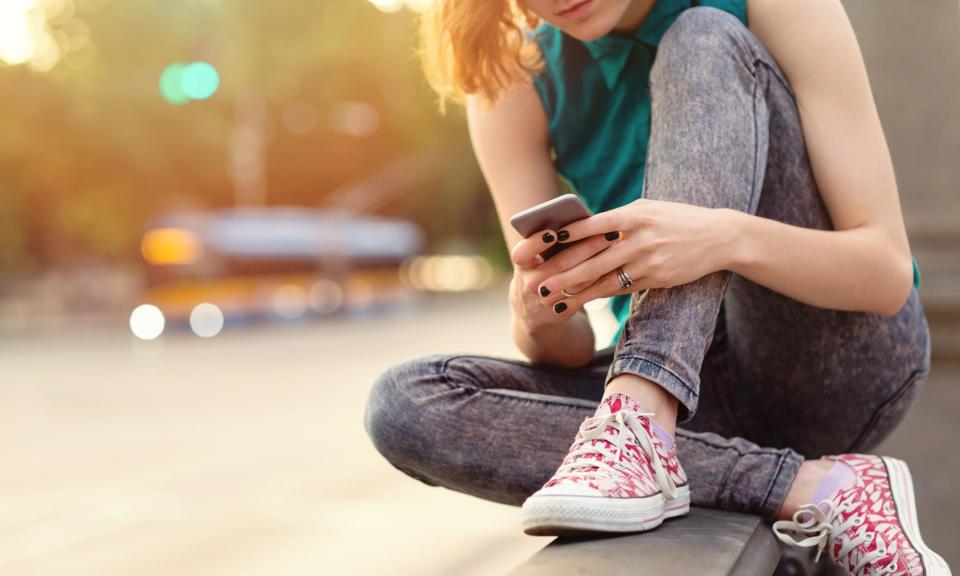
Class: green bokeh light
181,62,220,100
159,63,190,106
159,61,220,104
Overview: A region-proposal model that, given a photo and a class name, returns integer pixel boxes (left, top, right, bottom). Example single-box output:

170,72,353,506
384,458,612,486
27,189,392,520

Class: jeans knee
364,365,398,462
363,354,446,470
651,6,756,91
847,367,929,453
661,6,749,53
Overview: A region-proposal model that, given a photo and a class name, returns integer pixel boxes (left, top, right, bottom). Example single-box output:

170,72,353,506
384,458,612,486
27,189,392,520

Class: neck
611,0,658,35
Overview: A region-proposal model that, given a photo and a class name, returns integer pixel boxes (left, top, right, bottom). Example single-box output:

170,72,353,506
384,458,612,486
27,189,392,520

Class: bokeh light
365,0,435,14
129,304,165,340
0,0,96,71
160,61,220,105
367,0,404,13
189,303,224,338
181,61,220,100
271,284,308,319
401,255,494,292
0,1,40,66
141,228,203,266
159,63,190,106
329,101,380,138
308,279,344,314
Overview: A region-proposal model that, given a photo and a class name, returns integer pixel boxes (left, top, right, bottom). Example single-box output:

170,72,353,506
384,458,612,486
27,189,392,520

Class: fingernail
541,232,554,243
539,286,550,297
605,231,620,241
554,302,567,313
557,230,569,241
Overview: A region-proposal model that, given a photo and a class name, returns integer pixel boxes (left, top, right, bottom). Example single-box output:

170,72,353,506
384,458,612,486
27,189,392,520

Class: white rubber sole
521,484,691,536
883,456,952,575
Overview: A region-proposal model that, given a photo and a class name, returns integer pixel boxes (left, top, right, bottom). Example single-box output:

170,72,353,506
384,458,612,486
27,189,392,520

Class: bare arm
722,0,914,316
466,82,596,366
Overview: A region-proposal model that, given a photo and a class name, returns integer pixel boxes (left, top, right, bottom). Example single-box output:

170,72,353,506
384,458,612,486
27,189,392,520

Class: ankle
777,459,833,520
605,374,679,436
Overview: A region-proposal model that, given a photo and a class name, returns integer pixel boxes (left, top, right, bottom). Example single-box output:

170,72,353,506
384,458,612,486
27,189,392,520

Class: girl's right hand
509,228,620,332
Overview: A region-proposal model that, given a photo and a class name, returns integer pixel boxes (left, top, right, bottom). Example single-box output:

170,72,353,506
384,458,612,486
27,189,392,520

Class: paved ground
1,286,957,575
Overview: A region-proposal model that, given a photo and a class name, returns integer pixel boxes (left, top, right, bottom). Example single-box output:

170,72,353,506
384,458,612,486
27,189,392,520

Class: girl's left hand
536,198,736,317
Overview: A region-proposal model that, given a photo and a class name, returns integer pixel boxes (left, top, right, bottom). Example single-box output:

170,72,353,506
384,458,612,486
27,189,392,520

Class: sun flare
0,0,74,71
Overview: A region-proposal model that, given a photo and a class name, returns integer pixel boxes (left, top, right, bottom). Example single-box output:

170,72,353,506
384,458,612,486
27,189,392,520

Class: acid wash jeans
364,7,931,518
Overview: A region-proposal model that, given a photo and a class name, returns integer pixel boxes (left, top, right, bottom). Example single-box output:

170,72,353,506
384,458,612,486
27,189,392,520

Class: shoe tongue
594,393,641,418
576,394,648,468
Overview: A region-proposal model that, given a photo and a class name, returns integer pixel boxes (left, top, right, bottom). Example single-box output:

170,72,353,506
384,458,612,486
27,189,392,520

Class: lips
556,0,590,16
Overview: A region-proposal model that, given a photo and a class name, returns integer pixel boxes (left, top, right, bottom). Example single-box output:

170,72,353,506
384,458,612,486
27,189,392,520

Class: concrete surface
0,287,957,575
510,508,781,576
0,288,543,576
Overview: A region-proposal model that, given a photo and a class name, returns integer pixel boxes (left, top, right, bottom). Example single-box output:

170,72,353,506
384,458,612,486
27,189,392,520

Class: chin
537,0,623,41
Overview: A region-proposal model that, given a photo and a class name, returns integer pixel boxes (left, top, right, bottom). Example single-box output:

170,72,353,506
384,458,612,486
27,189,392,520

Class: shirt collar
583,0,692,89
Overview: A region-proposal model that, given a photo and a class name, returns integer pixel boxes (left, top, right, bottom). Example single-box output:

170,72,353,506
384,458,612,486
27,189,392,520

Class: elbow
870,254,915,317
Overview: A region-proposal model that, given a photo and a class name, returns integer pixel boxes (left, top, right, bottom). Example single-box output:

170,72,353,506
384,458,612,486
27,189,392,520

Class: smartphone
510,193,593,261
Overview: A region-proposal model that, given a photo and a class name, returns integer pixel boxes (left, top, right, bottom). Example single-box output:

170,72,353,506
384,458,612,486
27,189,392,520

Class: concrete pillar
843,0,960,222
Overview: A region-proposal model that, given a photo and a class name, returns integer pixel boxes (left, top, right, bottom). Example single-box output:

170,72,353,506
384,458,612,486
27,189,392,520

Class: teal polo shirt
529,0,921,348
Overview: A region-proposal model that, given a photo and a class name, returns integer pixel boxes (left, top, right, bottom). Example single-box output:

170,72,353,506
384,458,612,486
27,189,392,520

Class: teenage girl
365,0,951,573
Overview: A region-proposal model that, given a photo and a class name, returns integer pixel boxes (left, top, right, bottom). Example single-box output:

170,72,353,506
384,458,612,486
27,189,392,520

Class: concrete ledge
509,507,782,576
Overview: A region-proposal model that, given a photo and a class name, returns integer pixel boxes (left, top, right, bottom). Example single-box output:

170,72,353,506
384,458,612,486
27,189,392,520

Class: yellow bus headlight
141,228,204,266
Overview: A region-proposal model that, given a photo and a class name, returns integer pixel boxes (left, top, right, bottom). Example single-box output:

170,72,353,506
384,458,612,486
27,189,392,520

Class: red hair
418,0,544,112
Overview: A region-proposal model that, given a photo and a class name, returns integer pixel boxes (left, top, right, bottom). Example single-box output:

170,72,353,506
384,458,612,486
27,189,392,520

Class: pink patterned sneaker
773,454,951,576
520,393,689,536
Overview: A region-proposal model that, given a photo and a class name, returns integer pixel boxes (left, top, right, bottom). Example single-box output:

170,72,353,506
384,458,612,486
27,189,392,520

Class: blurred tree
0,0,496,277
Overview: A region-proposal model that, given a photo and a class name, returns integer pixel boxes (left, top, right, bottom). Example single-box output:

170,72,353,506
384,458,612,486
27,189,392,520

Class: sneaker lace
772,499,896,576
556,410,678,500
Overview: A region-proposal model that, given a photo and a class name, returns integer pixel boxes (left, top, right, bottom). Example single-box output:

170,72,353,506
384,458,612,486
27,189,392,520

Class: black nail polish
554,302,567,313
557,230,569,241
539,286,550,297
542,232,554,243
605,231,620,241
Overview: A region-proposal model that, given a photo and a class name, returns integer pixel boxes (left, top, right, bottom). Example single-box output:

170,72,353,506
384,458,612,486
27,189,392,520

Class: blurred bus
136,206,426,333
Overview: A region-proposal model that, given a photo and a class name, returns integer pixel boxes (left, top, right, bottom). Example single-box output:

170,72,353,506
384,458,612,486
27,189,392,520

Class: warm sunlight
366,0,435,14
0,0,69,71
0,0,41,66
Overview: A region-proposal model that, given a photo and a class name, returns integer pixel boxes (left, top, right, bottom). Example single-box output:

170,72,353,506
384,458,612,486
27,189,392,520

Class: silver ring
617,267,634,289
561,288,576,298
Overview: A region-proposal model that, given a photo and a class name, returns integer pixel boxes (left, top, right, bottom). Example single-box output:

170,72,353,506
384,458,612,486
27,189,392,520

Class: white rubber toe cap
530,482,604,499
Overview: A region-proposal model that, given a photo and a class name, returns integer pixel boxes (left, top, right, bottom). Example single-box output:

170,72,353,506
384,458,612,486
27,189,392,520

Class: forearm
513,309,597,368
721,209,914,316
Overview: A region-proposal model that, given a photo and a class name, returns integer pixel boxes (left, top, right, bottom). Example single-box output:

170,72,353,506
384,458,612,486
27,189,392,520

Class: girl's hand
535,199,736,319
509,227,623,331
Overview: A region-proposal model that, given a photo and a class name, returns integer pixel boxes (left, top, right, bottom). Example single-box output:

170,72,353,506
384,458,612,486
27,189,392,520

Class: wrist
715,208,753,273
510,303,539,335
514,311,552,341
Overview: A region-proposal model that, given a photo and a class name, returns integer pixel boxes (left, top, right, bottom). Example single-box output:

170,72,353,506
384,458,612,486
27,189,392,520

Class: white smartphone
510,194,593,261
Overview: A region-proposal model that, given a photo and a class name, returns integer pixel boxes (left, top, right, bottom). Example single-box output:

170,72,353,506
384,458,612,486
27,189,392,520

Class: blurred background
0,0,957,574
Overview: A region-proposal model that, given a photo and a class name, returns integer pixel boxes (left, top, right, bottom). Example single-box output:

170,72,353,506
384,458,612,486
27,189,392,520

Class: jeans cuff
605,355,698,422
758,449,804,518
